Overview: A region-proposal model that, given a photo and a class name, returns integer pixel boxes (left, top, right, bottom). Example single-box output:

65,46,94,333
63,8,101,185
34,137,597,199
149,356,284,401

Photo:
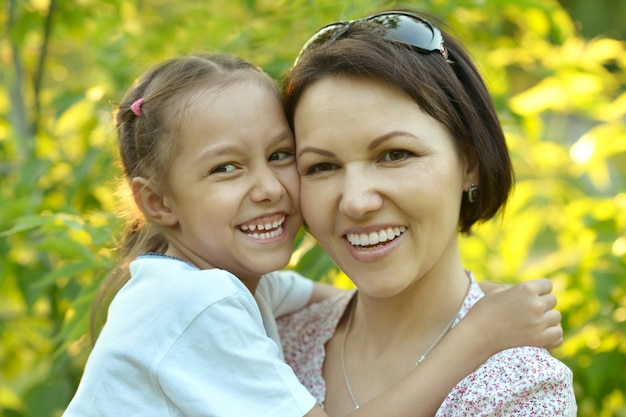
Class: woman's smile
295,75,471,296
345,226,407,247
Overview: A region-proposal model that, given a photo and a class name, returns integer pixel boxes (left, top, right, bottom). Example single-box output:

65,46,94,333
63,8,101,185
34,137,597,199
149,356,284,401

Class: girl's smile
161,80,302,283
238,213,288,241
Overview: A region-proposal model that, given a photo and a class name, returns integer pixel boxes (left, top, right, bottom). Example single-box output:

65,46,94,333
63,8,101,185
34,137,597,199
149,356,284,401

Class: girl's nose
249,165,286,203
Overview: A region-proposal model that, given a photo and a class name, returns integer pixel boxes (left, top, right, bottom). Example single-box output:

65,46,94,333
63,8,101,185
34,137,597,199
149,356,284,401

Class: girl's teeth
250,226,283,240
241,217,285,236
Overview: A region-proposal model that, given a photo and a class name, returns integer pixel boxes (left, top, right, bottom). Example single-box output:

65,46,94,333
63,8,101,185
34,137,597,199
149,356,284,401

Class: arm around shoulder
309,281,345,305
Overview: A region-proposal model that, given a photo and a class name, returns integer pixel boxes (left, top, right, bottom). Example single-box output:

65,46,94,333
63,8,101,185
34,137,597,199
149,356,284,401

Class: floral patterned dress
277,276,577,416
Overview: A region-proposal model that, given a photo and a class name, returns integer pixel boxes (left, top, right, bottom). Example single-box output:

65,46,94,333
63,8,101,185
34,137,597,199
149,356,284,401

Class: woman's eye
211,163,237,174
305,162,336,175
269,150,294,162
381,149,412,162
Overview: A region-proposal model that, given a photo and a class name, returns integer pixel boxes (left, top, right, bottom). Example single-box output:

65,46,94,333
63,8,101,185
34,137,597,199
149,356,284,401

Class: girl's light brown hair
91,53,279,342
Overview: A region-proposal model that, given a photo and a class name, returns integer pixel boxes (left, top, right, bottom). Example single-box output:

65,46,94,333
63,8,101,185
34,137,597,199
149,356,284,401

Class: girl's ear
131,177,178,226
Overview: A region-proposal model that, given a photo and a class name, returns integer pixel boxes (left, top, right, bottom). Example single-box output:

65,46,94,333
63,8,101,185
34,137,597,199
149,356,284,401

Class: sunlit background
1,0,624,416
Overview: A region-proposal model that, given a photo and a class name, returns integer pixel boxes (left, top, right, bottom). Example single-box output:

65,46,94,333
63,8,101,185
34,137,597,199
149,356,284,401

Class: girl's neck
164,245,263,294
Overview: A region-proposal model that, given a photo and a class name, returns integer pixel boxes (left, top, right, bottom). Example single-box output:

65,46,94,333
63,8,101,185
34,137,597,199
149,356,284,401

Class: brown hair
91,53,279,342
283,10,513,234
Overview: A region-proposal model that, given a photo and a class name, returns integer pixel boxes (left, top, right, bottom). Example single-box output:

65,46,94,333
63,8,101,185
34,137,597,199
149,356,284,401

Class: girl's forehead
174,80,290,152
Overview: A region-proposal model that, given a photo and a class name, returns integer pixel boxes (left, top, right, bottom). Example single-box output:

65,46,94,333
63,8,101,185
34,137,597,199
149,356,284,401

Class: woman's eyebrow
368,130,420,150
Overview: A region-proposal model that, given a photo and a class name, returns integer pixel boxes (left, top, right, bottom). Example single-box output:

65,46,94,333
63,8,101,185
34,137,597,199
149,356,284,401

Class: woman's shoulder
478,346,574,387
277,291,353,354
277,290,353,338
277,291,354,405
438,346,576,416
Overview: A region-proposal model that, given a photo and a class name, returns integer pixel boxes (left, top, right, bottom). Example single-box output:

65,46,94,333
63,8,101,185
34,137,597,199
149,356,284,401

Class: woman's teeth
346,226,407,247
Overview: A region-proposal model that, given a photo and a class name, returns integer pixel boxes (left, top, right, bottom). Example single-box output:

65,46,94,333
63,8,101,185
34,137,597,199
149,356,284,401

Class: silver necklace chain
340,295,459,411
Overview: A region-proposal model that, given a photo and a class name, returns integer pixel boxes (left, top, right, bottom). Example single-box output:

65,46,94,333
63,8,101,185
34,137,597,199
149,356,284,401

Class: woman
279,9,577,416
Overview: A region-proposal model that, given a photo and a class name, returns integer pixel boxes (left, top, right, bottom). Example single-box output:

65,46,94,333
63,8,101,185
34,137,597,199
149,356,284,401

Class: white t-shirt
255,269,314,359
63,255,316,417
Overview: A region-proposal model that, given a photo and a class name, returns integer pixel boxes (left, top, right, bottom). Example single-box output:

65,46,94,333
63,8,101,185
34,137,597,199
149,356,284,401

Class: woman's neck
322,263,472,417
351,264,470,357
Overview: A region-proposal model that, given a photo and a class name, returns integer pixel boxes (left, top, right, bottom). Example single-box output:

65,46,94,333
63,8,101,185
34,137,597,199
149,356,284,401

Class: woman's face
294,76,478,297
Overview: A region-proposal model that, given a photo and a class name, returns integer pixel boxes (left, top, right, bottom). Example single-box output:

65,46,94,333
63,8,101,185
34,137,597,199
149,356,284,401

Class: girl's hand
473,278,563,351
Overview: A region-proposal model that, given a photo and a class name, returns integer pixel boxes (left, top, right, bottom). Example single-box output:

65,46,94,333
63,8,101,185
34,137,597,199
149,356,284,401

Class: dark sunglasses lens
302,23,347,51
368,14,441,52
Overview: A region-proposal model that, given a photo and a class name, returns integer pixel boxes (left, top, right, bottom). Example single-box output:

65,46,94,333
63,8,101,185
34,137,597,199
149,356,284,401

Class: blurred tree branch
33,0,57,134
4,0,57,160
5,0,32,160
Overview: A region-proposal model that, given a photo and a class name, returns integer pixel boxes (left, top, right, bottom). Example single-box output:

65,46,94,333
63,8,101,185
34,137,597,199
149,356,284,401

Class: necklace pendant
416,354,427,367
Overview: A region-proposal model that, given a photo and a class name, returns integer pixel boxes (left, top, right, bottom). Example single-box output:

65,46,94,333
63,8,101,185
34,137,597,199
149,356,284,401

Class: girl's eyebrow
297,146,335,159
195,144,240,164
196,130,295,163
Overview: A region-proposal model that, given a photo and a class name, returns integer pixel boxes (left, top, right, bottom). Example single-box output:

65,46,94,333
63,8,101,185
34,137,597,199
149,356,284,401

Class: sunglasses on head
296,11,452,64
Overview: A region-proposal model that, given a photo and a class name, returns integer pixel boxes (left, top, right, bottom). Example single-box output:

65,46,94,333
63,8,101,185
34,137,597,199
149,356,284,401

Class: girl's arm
333,278,561,417
309,281,345,305
310,280,514,308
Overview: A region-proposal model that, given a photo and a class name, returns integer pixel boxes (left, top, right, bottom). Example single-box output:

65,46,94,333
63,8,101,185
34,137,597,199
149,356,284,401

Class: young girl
63,53,563,417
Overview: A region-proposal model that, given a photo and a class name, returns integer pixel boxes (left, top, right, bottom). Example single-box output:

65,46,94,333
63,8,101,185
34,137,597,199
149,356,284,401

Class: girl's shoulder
124,256,254,312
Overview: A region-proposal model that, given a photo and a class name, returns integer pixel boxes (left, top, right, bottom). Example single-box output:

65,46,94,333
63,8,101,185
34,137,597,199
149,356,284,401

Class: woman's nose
338,168,383,218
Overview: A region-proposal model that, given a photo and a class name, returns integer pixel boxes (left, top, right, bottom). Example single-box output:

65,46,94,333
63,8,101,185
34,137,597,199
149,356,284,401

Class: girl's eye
381,149,412,162
305,162,337,175
211,163,237,174
269,150,294,162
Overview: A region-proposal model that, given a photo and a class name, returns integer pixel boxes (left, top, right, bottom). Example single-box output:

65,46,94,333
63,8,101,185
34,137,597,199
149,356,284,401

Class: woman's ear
131,177,178,226
462,147,480,191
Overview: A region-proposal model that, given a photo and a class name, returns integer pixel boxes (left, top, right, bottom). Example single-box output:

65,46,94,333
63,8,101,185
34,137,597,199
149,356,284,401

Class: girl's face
162,80,301,283
294,76,477,298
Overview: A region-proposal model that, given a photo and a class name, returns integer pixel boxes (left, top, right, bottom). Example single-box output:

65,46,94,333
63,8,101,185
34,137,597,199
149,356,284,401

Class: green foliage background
1,0,624,415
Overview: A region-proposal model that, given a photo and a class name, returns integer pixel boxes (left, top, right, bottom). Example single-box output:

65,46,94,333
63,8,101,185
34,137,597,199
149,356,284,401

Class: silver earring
468,183,479,203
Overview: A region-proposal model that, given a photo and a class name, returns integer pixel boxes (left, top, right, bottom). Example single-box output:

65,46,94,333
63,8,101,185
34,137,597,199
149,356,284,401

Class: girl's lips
345,226,407,247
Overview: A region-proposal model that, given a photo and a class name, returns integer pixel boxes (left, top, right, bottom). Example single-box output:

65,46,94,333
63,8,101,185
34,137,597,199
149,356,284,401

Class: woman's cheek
300,183,325,228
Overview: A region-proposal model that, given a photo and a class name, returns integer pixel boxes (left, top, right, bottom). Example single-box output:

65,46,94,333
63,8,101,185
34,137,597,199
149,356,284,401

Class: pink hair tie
131,97,145,116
